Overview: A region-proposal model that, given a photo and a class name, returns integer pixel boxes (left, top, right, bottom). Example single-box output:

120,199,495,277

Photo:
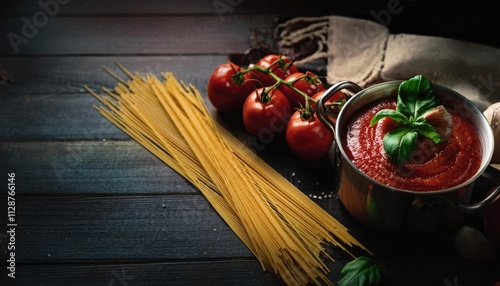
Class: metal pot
316,80,500,232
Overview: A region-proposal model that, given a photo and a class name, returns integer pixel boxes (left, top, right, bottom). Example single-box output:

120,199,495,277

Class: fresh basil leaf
412,121,442,143
397,75,438,119
369,75,448,164
370,109,409,126
338,256,385,286
383,127,418,164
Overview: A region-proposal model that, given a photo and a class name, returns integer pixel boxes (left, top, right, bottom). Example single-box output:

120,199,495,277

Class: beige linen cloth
277,15,500,166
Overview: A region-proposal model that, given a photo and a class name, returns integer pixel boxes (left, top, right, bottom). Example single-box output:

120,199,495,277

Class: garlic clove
455,225,494,261
483,102,500,163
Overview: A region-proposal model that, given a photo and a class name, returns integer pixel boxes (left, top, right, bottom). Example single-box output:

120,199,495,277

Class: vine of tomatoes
207,54,347,160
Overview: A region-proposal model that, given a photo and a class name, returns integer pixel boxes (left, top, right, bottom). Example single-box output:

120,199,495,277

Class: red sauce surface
342,98,482,192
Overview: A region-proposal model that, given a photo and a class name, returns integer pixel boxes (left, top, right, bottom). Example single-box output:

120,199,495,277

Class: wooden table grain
1,1,499,285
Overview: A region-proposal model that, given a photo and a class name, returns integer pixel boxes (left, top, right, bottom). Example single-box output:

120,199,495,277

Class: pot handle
316,81,363,134
455,185,500,214
453,165,500,213
436,183,500,214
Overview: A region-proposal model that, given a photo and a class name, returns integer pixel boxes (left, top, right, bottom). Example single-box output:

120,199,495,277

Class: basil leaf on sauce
412,121,442,144
370,109,409,126
338,256,386,286
370,75,442,164
383,127,418,163
397,75,438,119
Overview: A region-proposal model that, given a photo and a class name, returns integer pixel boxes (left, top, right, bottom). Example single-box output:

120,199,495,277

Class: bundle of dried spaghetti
86,65,370,286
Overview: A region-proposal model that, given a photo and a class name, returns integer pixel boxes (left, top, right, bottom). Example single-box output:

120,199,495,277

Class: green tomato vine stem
236,62,315,114
231,58,349,121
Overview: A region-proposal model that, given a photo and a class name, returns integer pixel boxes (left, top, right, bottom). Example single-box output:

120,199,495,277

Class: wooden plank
0,0,220,15
2,193,355,262
0,141,339,196
0,15,274,55
0,91,261,144
0,194,253,261
0,90,293,143
10,261,281,286
0,0,363,16
0,55,227,95
0,141,197,195
0,189,354,263
0,93,129,141
2,2,500,49
6,258,500,286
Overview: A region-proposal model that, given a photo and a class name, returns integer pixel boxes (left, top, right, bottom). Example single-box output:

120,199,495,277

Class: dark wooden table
1,1,500,285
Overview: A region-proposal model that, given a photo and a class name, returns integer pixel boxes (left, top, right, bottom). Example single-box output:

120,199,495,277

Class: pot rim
335,80,495,195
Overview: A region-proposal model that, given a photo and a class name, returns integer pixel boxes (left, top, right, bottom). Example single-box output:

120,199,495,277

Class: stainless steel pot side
317,80,500,232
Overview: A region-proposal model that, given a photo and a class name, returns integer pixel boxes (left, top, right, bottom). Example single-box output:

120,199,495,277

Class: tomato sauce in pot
342,98,482,192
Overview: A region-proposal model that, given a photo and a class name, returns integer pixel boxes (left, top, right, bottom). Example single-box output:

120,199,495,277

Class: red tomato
207,62,254,112
286,110,334,160
247,54,298,87
311,90,347,114
280,71,325,110
242,87,291,137
483,187,500,248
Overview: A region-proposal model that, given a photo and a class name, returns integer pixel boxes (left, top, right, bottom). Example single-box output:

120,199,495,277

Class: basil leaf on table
338,256,386,286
